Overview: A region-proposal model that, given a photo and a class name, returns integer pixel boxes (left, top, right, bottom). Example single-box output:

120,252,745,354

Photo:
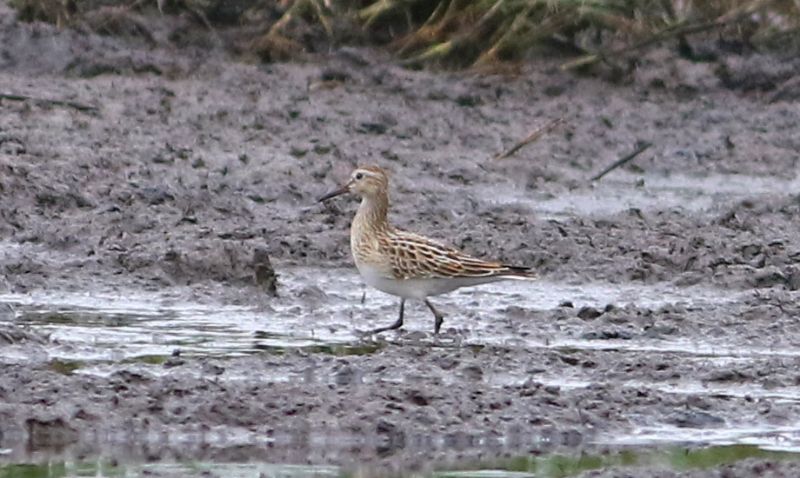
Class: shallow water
4,266,800,468
483,172,800,219
1,267,744,362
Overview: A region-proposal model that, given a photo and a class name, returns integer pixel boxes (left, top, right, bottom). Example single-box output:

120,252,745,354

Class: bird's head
318,165,389,202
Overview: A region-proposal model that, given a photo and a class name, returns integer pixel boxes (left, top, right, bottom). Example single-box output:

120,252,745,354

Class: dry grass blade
310,0,333,38
253,0,334,61
401,0,507,67
275,0,334,36
493,117,565,161
400,39,455,66
359,0,400,29
475,4,533,65
395,0,450,56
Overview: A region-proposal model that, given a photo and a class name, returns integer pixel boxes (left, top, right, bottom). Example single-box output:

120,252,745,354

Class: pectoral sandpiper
318,165,535,335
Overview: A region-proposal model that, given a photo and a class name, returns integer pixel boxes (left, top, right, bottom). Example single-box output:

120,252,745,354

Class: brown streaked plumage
318,165,535,334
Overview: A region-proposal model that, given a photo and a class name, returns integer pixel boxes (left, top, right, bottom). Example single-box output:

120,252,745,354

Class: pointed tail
501,265,537,279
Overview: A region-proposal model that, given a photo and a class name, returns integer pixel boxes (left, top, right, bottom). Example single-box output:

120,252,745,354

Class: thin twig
590,142,652,182
493,117,565,161
0,93,98,113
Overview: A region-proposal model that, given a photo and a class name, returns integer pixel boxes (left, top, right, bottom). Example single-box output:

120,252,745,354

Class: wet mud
2,0,800,476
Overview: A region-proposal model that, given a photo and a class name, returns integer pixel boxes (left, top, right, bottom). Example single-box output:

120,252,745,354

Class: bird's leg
368,298,405,334
425,299,445,334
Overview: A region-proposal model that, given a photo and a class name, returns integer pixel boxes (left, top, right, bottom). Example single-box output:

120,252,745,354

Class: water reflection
2,443,798,478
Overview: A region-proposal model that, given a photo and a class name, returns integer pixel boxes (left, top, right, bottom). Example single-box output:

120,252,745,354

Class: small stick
591,141,652,181
0,93,98,113
493,117,565,161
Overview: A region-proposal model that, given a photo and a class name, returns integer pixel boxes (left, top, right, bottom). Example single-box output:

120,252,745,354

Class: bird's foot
358,322,403,338
433,314,444,335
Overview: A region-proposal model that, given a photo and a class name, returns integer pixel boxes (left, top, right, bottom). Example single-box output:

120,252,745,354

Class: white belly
356,263,505,300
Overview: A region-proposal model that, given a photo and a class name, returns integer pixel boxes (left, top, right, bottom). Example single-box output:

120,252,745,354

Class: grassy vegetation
9,0,800,69
358,0,800,68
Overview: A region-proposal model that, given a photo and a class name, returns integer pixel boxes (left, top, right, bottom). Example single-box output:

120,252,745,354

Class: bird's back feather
380,229,535,281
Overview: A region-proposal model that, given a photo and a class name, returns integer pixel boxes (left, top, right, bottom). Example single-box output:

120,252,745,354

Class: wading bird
318,165,535,334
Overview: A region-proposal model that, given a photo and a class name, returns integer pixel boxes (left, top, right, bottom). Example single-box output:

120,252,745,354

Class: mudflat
2,1,800,476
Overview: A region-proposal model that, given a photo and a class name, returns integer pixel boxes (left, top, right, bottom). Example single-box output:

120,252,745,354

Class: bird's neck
353,192,390,234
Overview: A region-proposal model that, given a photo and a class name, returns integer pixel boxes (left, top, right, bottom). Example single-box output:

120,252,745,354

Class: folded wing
384,230,534,280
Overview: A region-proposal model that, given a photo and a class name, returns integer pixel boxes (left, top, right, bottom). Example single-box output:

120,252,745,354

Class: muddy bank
2,0,800,475
2,340,800,473
3,277,800,475
1,0,800,294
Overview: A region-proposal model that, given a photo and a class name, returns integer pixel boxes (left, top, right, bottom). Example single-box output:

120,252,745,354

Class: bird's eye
355,173,363,180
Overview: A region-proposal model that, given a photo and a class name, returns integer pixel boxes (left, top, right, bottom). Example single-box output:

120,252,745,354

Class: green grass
46,359,84,375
